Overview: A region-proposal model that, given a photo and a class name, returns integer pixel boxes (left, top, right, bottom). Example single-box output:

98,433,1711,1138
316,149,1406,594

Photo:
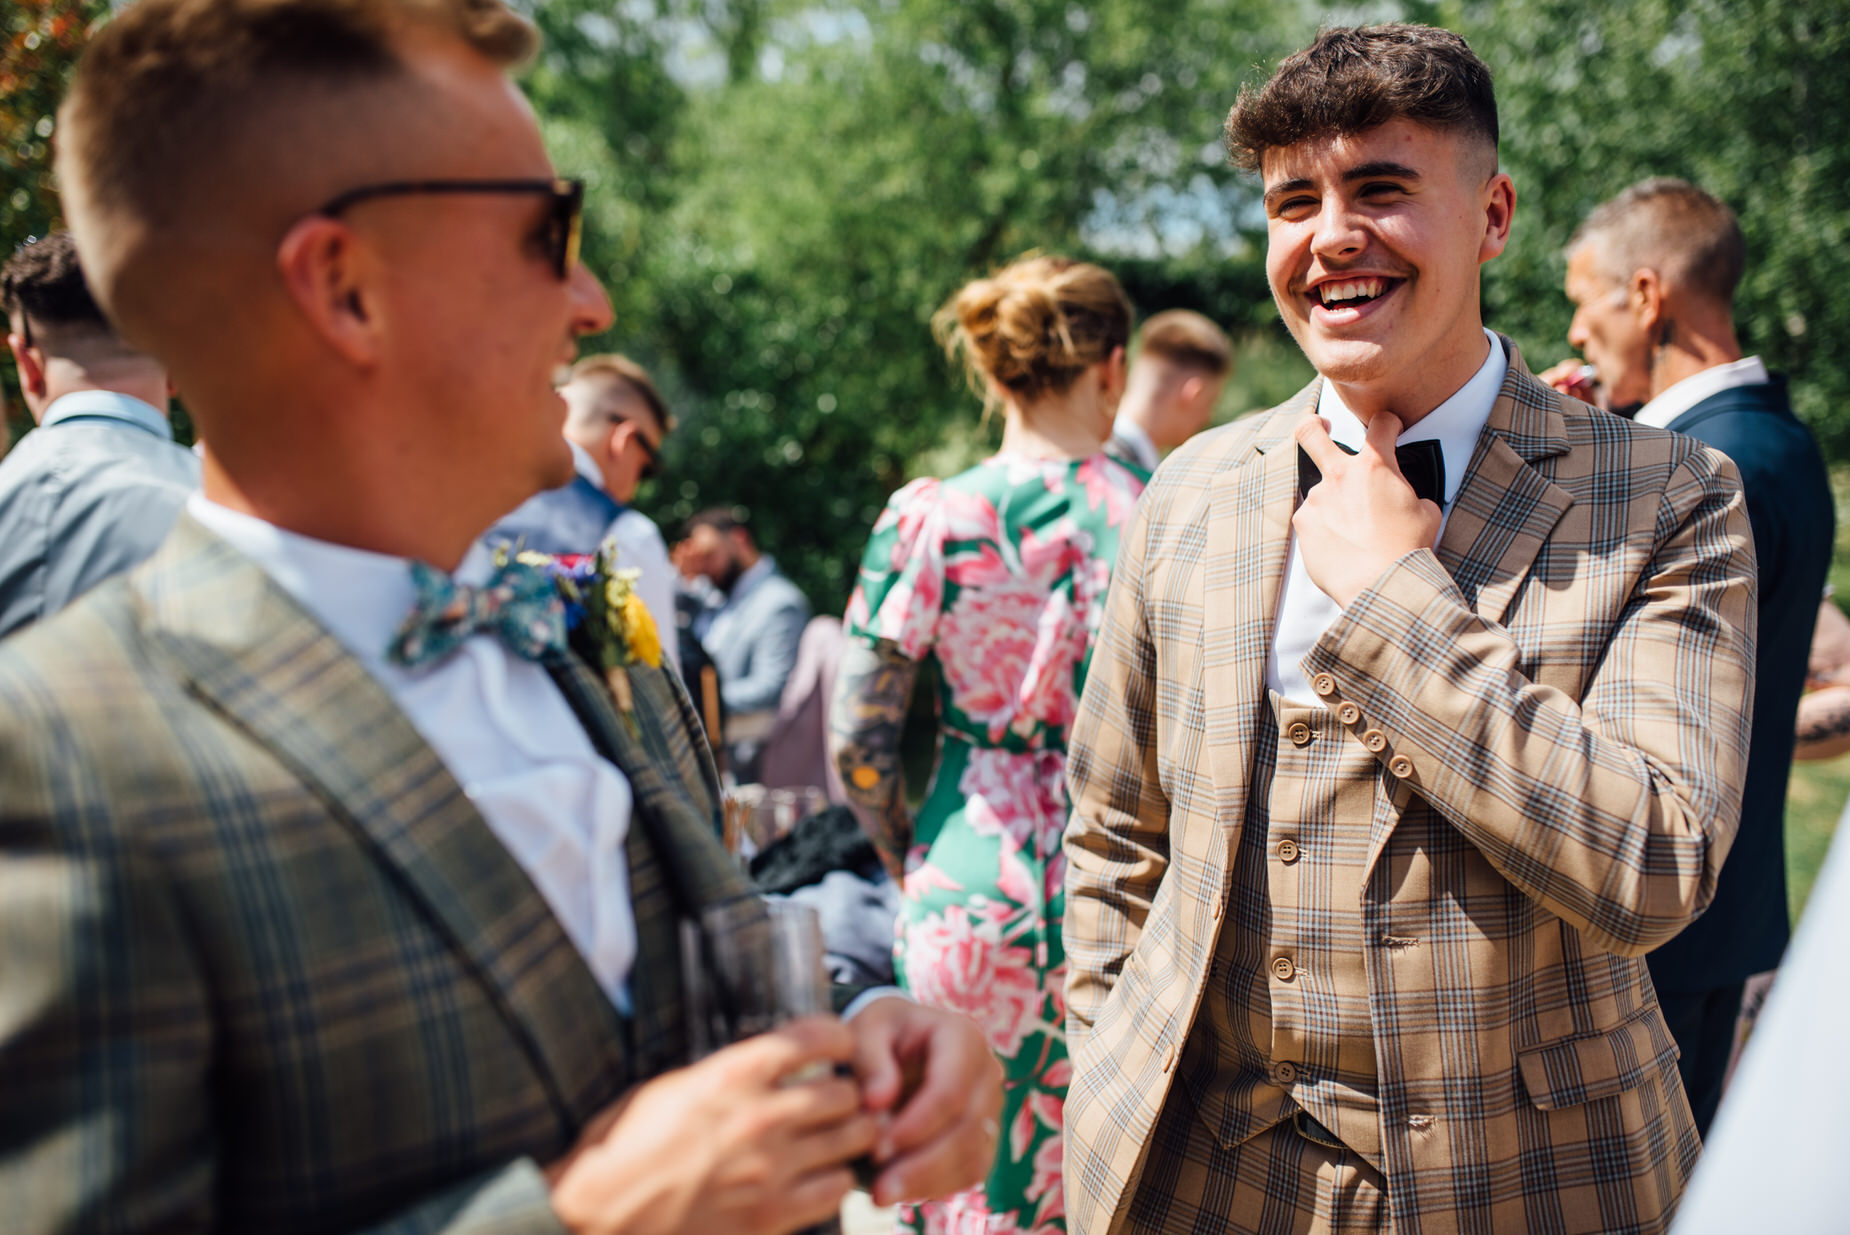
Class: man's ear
1478,171,1516,264
6,332,47,399
275,216,382,369
1178,374,1206,408
604,417,634,466
1629,268,1666,334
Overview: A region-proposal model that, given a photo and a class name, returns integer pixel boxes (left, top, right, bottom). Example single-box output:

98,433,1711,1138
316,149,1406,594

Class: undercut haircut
2,232,112,343
1225,24,1498,173
55,0,536,339
569,353,676,435
1137,309,1232,377
1569,178,1747,308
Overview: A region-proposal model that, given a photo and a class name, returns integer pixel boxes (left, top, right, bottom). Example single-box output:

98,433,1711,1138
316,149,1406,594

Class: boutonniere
508,544,663,733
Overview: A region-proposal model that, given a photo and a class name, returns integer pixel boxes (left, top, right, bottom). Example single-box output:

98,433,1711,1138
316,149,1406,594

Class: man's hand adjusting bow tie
387,559,569,669
1292,412,1444,608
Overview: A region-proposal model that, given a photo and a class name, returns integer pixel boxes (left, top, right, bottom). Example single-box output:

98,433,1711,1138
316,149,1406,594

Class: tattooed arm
1795,685,1850,762
829,638,920,881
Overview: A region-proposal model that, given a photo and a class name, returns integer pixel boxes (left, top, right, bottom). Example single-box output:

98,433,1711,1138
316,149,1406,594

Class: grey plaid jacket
1063,349,1758,1234
0,514,754,1234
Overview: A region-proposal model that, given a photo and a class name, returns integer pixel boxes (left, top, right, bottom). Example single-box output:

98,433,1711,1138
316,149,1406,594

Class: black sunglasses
314,177,584,278
633,427,664,481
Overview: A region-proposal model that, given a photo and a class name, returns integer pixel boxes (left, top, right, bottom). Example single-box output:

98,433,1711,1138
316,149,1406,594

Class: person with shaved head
0,2,999,1232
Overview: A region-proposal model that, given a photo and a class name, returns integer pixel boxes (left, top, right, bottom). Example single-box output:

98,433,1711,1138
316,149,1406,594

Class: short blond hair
1137,309,1232,376
568,353,676,434
933,254,1132,412
55,0,535,343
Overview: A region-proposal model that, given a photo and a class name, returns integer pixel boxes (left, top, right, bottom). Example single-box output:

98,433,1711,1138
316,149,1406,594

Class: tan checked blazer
1063,346,1757,1234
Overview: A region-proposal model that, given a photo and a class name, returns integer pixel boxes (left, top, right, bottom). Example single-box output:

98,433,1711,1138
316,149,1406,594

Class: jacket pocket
1517,1004,1681,1111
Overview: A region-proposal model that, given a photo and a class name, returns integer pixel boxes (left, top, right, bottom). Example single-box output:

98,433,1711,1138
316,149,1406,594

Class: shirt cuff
842,987,908,1019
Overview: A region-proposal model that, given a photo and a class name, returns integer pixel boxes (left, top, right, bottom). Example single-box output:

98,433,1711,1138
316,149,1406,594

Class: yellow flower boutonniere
508,543,662,734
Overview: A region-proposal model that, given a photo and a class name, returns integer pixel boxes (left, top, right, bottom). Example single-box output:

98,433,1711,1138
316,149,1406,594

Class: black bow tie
1297,438,1446,507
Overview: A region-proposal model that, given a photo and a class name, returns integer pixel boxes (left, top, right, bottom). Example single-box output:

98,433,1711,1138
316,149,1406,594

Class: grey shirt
0,390,201,637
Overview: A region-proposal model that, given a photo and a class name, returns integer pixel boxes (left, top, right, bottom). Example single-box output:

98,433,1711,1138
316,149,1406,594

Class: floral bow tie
386,559,568,669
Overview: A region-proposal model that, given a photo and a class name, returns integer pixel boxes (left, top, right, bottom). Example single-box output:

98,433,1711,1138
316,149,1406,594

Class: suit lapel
544,652,753,1075
1434,344,1576,628
139,516,630,1123
1202,387,1316,827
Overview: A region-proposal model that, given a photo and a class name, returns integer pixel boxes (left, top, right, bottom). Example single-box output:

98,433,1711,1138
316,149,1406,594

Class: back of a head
569,352,675,435
54,0,535,361
1225,23,1498,173
4,232,110,348
934,254,1132,412
1137,309,1232,377
1569,178,1746,309
2,231,149,370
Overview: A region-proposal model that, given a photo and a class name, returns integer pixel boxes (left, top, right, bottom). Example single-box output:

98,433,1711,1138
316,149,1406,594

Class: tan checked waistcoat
1181,692,1384,1170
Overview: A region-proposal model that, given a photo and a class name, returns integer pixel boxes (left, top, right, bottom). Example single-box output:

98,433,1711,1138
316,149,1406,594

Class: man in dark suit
0,2,999,1233
1546,177,1834,1137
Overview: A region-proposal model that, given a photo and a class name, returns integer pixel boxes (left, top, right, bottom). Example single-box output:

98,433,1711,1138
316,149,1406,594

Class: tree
0,0,103,446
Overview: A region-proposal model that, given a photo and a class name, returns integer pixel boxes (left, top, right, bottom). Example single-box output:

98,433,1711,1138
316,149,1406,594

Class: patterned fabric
0,514,756,1235
844,452,1147,1235
1063,344,1757,1235
388,558,569,668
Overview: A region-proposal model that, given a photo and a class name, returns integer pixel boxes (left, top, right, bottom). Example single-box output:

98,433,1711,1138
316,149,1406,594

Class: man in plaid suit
0,2,999,1233
1063,25,1757,1235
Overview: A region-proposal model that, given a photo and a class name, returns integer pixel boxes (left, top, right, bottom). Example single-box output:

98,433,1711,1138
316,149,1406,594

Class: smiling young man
0,2,1000,1233
1063,24,1758,1235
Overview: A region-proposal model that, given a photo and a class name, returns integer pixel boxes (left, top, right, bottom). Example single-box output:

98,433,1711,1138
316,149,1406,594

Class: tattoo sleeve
1795,686,1850,762
829,638,920,881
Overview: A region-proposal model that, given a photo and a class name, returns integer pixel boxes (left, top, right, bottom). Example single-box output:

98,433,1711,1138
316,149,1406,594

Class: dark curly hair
1225,24,1498,173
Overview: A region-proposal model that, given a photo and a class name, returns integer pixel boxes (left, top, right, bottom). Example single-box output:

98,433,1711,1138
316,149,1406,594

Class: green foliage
1432,0,1850,453
538,0,1316,609
0,0,103,445
4,0,1848,619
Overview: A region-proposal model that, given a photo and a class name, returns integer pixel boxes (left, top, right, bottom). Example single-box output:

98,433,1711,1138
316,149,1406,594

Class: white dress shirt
1633,355,1770,429
1266,330,1509,704
188,493,639,1011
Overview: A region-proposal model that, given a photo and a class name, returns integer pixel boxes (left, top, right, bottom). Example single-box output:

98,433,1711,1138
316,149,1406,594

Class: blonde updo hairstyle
934,254,1133,416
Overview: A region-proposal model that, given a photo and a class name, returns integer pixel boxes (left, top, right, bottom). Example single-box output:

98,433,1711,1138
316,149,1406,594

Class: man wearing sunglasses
486,353,681,671
0,2,1001,1234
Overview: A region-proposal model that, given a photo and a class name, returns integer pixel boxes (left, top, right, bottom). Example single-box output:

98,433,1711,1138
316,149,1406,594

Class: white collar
566,438,605,489
1315,328,1508,507
186,492,497,666
1633,356,1770,429
1110,417,1160,471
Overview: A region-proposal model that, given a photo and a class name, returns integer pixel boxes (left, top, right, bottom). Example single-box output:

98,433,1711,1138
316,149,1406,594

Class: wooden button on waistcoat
1335,702,1361,725
1389,755,1414,778
1312,673,1338,696
1277,838,1300,863
1362,729,1387,752
1287,722,1313,745
1271,956,1296,982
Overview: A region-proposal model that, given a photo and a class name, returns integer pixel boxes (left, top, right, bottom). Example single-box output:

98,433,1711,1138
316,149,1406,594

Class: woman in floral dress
831,255,1147,1235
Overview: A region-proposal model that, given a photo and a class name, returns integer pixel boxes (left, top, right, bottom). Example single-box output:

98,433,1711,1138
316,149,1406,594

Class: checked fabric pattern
1062,343,1757,1235
0,514,756,1234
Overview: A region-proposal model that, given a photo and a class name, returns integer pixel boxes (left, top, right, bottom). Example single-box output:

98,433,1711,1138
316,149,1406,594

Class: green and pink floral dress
844,451,1147,1235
